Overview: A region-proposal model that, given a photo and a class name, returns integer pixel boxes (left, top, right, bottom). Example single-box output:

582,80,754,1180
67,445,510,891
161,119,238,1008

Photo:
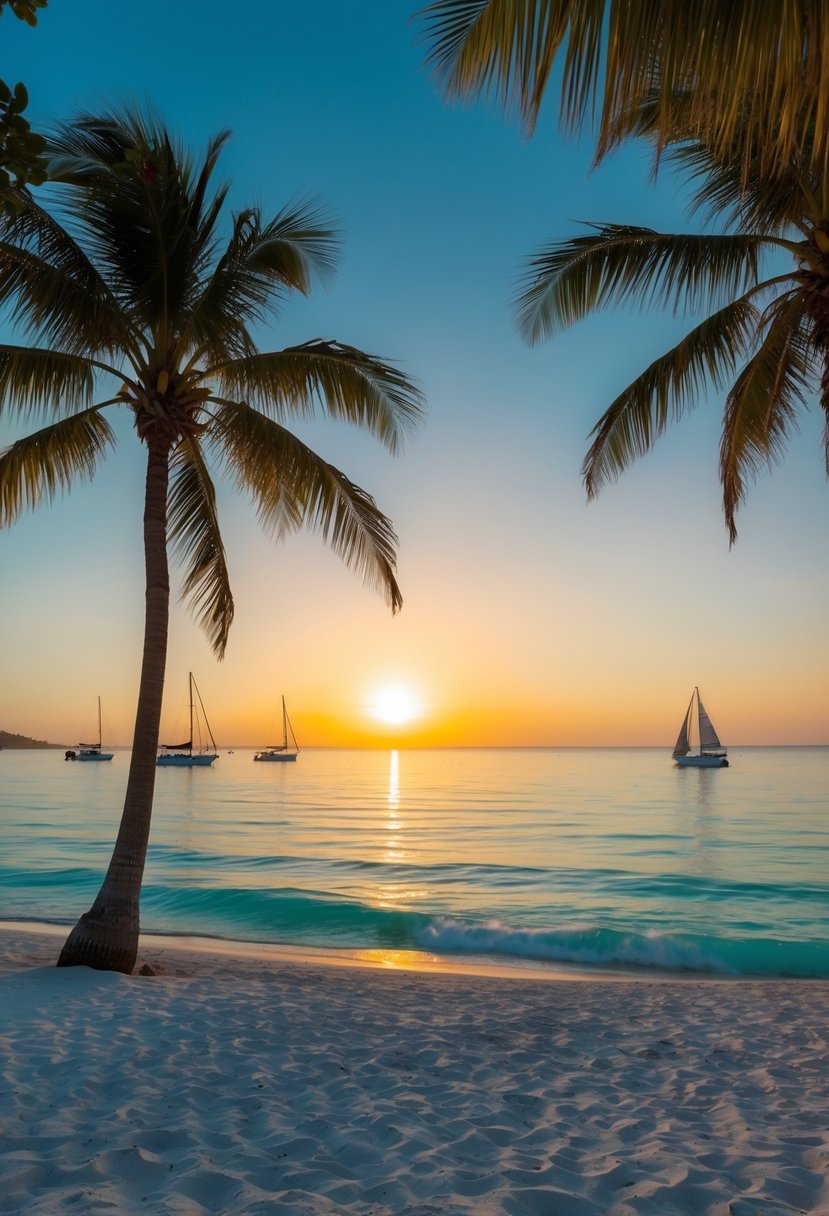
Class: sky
1,1,827,749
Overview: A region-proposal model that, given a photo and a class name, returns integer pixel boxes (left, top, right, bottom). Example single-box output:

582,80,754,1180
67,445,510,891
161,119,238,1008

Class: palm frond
46,108,231,343
242,198,340,291
0,187,138,359
183,200,340,364
0,241,136,361
211,400,403,613
582,295,761,498
516,224,769,344
0,406,114,525
618,0,828,180
417,1,829,175
664,141,818,237
622,91,820,238
0,344,98,420
418,0,584,135
719,292,814,542
167,438,234,658
210,341,424,456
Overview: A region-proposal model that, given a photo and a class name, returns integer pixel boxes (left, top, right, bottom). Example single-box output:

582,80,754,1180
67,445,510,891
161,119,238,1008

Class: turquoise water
1,746,827,977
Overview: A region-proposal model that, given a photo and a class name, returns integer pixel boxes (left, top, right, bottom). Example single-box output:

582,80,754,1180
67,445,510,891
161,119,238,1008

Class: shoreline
0,918,798,985
2,924,828,1213
3,919,598,983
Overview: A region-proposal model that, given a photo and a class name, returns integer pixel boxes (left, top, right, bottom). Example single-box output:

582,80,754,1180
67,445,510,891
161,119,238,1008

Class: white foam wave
415,917,735,974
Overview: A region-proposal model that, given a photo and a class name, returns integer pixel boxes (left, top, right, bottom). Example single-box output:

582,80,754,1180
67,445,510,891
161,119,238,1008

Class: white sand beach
1,926,828,1216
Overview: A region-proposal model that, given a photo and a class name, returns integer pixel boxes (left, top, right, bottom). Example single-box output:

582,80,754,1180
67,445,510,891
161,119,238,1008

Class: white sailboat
156,673,219,767
254,695,299,762
65,697,114,762
672,687,729,768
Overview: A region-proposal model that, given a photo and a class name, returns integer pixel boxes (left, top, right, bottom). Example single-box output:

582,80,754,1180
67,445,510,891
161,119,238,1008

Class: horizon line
4,742,827,752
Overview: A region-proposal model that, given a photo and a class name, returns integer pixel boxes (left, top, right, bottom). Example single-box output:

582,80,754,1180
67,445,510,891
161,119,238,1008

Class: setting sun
368,683,423,726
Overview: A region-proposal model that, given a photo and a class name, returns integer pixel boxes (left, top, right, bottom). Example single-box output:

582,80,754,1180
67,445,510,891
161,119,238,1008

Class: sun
368,683,422,726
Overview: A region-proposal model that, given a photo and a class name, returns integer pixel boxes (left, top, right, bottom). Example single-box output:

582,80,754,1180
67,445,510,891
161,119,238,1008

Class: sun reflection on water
388,748,400,812
384,749,404,864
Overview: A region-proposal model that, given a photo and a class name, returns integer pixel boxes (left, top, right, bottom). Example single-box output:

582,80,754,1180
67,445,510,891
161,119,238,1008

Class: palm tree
0,107,423,973
513,119,828,540
417,0,829,177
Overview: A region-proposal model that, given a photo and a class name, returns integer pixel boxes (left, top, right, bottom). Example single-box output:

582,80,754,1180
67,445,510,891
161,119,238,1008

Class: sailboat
254,695,299,762
156,673,219,767
672,687,729,768
65,696,114,761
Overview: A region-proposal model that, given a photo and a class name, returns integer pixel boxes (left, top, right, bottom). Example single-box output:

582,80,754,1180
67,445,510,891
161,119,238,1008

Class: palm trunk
57,435,172,973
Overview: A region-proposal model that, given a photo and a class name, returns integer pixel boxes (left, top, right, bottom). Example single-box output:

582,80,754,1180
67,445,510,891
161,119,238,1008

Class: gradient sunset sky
1,1,827,749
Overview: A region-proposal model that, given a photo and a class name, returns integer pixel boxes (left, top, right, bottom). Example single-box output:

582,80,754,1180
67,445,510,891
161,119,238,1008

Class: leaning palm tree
417,0,829,178
513,117,828,540
0,107,423,973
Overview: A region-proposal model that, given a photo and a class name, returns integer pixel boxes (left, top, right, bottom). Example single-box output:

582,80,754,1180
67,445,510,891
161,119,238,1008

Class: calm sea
1,747,827,978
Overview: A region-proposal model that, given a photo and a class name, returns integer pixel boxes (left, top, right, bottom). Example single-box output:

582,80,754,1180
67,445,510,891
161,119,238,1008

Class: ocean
1,746,827,978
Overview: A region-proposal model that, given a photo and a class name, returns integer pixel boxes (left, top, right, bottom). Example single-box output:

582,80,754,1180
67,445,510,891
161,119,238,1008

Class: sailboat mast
685,685,695,749
189,672,194,749
97,696,102,747
282,695,288,749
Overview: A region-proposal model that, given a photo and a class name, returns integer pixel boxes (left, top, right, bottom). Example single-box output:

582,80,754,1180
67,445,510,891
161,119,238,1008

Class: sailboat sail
671,687,728,767
672,695,693,757
697,694,722,751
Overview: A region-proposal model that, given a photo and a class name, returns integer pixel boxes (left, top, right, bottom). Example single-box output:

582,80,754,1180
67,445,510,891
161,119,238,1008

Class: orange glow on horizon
9,650,829,751
225,690,829,750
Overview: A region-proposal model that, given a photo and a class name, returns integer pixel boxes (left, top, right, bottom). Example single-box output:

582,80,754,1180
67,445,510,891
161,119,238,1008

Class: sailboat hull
253,751,297,762
673,753,729,768
156,753,218,767
76,750,114,762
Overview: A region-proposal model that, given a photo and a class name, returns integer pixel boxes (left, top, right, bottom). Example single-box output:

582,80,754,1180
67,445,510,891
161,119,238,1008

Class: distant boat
157,673,219,767
254,696,299,763
65,697,114,762
672,687,729,768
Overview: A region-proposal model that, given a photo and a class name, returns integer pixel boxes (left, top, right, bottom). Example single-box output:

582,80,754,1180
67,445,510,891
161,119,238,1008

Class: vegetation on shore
0,729,64,749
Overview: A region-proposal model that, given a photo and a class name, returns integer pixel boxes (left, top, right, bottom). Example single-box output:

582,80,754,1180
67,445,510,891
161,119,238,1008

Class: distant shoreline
0,734,67,750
